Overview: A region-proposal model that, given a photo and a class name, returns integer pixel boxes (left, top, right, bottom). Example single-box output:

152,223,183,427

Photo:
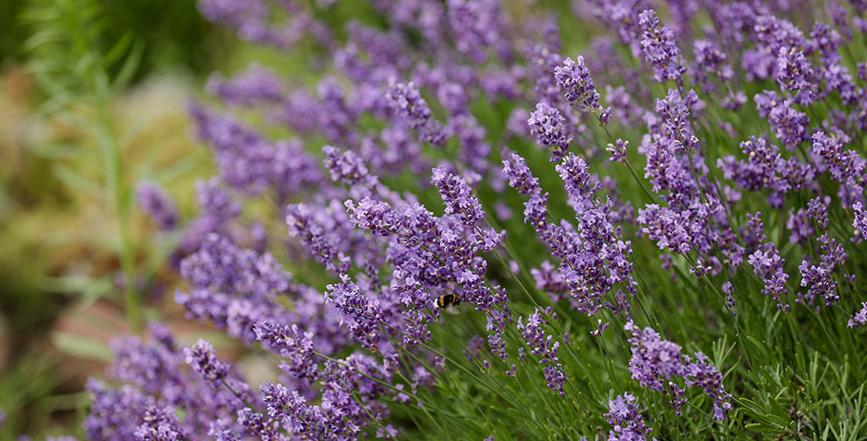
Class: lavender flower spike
638,9,685,84
528,101,572,162
554,56,609,121
518,308,567,397
386,81,445,145
136,182,179,230
606,393,652,441
431,166,485,227
854,202,867,243
184,339,229,386
625,321,732,419
849,303,867,328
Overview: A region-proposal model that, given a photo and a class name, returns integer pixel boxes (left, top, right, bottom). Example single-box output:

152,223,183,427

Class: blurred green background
0,0,223,75
0,0,234,438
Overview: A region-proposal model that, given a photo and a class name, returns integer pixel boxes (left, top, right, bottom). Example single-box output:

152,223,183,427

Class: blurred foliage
0,0,29,65
1,0,226,80
0,68,213,436
0,0,227,436
94,0,226,79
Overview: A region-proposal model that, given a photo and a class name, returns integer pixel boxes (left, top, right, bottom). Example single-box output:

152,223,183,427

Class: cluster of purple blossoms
849,303,867,328
854,202,867,242
717,135,812,207
503,150,635,319
811,131,867,206
446,0,511,63
808,196,830,230
197,0,306,48
754,91,810,150
607,138,629,163
184,340,230,386
654,88,700,154
86,325,250,440
625,321,732,420
787,208,814,244
255,354,395,440
206,65,284,107
518,308,567,396
775,46,819,103
322,145,378,190
638,88,702,204
692,39,733,94
136,182,180,231
385,81,446,146
176,233,293,342
555,153,636,313
745,214,791,311
553,56,610,122
798,234,849,309
253,321,318,381
134,406,186,441
637,9,686,84
637,87,748,274
606,393,652,441
189,105,323,201
340,164,507,351
528,102,573,162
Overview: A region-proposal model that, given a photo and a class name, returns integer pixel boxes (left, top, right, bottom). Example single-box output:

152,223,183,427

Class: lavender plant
79,0,867,439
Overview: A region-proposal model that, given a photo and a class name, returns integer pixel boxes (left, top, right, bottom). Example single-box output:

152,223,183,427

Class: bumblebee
433,294,461,313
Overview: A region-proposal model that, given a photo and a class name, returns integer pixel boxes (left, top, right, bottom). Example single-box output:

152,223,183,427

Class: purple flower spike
638,9,685,84
502,151,542,196
848,303,867,328
748,243,790,311
206,65,284,107
807,196,830,230
431,166,485,227
625,321,732,419
253,321,319,381
184,339,229,386
854,202,867,242
606,393,652,441
554,56,608,121
607,139,628,163
386,81,445,145
322,145,378,189
528,101,572,162
518,309,567,397
755,91,809,150
625,321,688,391
134,405,186,441
136,182,179,231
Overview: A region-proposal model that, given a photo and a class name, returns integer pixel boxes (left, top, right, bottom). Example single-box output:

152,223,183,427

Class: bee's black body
434,294,461,309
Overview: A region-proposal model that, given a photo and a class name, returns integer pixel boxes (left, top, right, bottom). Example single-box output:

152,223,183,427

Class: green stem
623,158,656,204
96,103,140,331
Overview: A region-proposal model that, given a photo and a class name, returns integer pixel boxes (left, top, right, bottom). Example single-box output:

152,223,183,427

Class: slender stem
219,379,254,410
623,159,656,204
96,102,140,331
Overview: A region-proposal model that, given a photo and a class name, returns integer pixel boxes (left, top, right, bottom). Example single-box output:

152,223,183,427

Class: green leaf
51,331,112,362
745,335,770,365
52,164,101,195
112,40,144,91
27,142,82,160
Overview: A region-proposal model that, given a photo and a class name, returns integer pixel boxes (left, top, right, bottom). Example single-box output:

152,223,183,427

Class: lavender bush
86,0,867,439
